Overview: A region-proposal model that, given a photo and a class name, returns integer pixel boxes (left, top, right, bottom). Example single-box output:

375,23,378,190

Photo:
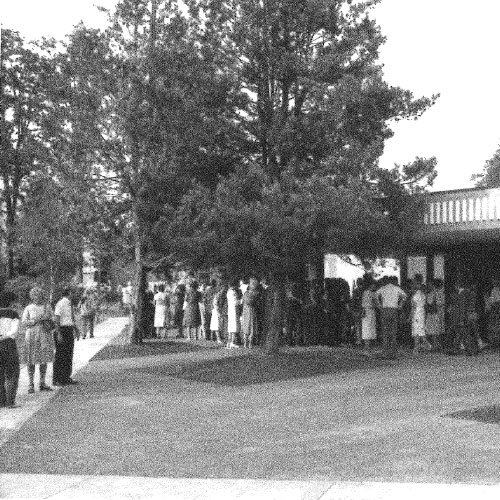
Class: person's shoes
66,379,78,385
53,382,65,387
39,384,53,391
89,335,94,338
28,385,35,394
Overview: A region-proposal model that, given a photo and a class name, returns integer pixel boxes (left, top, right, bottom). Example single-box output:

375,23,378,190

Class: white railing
423,188,500,226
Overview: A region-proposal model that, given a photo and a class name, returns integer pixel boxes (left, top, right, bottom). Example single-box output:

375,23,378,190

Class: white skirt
154,305,166,328
210,307,219,331
362,309,377,340
412,309,426,337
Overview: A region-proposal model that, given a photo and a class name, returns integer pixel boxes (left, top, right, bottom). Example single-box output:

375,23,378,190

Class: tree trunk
264,274,286,355
130,207,148,344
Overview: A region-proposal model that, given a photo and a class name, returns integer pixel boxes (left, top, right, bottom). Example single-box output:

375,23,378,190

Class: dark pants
380,308,399,356
0,338,20,406
53,326,75,384
451,323,479,355
82,314,95,338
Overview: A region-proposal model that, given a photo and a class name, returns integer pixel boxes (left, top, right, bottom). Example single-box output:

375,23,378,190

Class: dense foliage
1,0,439,348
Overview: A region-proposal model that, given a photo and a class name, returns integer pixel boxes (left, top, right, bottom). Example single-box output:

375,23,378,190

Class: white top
54,297,74,326
412,290,427,310
376,283,407,309
154,291,167,307
0,318,19,340
122,286,134,305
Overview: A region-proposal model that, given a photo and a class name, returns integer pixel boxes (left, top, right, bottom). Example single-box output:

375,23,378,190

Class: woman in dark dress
172,284,186,338
241,277,260,349
184,281,202,340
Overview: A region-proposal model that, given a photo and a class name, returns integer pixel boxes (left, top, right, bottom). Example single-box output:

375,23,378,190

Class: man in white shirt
53,288,78,386
0,292,21,408
376,276,407,358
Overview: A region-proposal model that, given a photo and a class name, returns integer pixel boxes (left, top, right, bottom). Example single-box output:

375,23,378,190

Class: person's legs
65,327,75,382
39,363,51,390
0,362,6,406
89,314,95,338
53,333,64,384
81,316,88,339
463,323,479,356
28,365,35,393
382,309,398,357
4,341,20,406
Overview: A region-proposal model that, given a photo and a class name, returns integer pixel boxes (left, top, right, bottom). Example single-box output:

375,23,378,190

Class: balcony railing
421,187,500,228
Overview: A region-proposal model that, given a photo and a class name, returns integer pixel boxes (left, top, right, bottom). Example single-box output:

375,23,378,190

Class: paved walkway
0,316,129,447
3,474,500,499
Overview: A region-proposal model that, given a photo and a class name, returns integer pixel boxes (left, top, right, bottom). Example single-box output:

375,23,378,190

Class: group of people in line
139,271,498,358
3,271,500,408
0,286,99,409
142,278,267,349
355,273,498,357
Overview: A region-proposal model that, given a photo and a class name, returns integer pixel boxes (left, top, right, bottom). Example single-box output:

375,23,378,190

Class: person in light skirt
361,281,377,349
226,280,241,348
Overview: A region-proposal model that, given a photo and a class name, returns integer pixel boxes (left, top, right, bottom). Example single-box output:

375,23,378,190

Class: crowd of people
140,278,269,349
136,272,496,358
2,271,498,409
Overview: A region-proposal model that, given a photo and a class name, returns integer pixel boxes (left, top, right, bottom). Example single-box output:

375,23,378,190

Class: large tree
63,0,248,342
161,0,439,353
0,30,62,279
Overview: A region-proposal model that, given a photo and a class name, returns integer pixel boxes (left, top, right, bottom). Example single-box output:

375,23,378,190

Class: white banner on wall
433,254,445,280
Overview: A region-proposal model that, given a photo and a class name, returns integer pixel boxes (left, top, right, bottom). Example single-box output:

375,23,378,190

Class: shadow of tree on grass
91,339,213,361
446,405,500,425
129,349,391,386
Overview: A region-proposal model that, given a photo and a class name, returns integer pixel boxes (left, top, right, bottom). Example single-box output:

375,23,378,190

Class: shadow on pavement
129,349,391,386
91,339,212,361
446,404,500,425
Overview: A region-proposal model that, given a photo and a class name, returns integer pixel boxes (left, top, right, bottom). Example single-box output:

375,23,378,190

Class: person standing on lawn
184,281,202,340
153,284,168,339
425,278,445,351
241,277,261,348
0,292,21,408
226,280,241,348
411,274,431,354
22,287,55,393
447,277,479,356
376,276,407,358
53,288,78,386
361,280,377,349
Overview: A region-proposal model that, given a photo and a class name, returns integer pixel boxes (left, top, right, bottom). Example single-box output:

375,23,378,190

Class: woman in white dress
22,287,55,393
209,283,224,344
154,284,168,339
411,275,430,353
226,280,241,348
361,282,377,349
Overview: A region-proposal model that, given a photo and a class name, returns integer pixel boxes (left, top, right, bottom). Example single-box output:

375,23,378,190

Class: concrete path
0,317,129,447
2,474,500,499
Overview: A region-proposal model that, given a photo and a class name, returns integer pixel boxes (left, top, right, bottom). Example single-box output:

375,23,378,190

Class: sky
2,0,500,192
